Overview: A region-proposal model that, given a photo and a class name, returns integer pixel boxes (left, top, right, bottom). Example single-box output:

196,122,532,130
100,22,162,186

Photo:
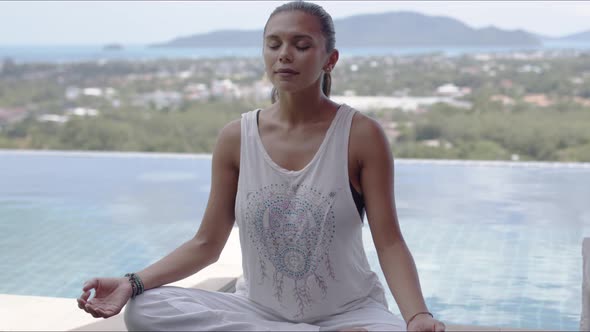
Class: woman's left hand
407,314,446,331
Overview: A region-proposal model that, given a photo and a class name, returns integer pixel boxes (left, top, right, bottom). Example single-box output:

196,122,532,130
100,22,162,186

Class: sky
1,1,589,45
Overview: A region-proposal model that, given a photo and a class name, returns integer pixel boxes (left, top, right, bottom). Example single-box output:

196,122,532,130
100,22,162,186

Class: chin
273,80,315,93
273,82,301,92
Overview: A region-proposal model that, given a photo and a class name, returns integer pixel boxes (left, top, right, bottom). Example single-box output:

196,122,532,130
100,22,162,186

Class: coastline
2,42,590,64
2,148,590,168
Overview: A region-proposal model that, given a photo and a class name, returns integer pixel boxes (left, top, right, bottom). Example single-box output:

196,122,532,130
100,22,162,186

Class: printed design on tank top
245,182,338,318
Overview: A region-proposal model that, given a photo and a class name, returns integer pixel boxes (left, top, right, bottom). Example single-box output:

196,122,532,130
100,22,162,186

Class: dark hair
264,1,336,103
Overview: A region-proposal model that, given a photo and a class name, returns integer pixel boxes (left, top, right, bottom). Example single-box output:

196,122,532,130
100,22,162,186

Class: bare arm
352,114,432,324
135,119,241,291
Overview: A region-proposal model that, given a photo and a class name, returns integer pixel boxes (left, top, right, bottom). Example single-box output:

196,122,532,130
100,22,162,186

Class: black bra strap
256,109,261,127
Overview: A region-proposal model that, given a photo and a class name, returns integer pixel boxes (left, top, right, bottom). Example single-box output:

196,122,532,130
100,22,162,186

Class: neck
275,80,333,125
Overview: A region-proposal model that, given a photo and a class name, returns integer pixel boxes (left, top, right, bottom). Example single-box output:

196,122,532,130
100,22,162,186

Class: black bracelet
125,273,145,298
130,279,137,297
406,311,433,329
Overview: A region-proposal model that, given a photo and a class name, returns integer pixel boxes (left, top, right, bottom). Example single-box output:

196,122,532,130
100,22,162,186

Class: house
136,90,183,110
0,108,28,125
436,84,460,97
211,79,241,100
523,94,553,107
65,107,100,117
490,95,515,106
574,97,590,107
184,83,210,101
83,88,103,97
37,114,68,123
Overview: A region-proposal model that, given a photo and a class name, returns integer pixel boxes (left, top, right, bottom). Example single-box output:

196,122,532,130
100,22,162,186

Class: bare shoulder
214,117,242,169
350,111,391,162
218,118,241,144
350,111,386,139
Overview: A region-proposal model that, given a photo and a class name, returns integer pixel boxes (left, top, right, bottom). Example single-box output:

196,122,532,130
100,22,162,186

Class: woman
77,2,446,331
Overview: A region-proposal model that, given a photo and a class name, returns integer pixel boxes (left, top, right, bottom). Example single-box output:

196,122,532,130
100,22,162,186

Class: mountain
556,30,590,42
533,33,558,42
152,11,541,48
333,12,539,47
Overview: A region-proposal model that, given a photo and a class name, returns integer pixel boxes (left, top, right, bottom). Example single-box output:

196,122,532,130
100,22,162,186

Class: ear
324,49,339,72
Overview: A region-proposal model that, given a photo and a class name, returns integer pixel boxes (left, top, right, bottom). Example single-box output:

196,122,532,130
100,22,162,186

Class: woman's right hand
77,277,133,318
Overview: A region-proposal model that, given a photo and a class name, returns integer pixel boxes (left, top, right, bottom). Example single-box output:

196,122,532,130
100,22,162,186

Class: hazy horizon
1,1,589,45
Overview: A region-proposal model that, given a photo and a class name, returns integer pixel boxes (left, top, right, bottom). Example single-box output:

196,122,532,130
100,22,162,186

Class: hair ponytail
271,87,278,104
322,72,331,97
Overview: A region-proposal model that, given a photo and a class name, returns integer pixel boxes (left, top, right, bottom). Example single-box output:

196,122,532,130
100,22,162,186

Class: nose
278,46,292,63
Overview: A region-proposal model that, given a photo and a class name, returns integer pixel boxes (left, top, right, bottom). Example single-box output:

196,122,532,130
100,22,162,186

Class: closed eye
267,44,310,52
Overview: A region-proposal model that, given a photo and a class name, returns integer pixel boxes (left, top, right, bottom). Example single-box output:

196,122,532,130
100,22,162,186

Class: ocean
2,40,590,63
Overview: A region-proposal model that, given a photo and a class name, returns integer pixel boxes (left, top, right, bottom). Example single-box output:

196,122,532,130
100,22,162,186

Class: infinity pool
1,150,588,330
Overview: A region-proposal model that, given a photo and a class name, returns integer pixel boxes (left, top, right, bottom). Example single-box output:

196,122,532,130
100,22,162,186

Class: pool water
1,151,588,330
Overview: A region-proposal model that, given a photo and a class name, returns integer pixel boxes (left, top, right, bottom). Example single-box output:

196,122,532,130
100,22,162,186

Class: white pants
124,286,406,331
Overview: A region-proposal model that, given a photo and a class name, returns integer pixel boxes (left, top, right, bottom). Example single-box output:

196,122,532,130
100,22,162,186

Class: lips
275,68,299,74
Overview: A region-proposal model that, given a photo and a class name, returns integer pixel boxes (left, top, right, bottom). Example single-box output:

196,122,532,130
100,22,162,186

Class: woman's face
263,11,335,94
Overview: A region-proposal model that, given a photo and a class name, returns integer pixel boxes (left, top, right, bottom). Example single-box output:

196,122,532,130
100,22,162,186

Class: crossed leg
125,286,404,331
315,297,406,332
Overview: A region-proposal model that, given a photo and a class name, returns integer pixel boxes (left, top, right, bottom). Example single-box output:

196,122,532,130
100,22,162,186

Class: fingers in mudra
88,298,122,317
77,278,128,318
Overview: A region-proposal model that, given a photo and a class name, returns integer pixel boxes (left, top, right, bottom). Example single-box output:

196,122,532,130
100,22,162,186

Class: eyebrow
265,34,313,41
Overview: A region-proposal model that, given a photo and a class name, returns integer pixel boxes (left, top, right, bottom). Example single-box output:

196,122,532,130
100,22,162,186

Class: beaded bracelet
406,311,433,329
124,273,145,298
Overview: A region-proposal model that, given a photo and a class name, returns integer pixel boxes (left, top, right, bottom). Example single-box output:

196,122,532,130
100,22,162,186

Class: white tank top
234,104,387,322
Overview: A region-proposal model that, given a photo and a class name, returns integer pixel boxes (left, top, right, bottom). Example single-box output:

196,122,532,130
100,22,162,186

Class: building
330,95,472,112
523,94,553,107
65,107,100,117
490,95,516,106
0,108,28,125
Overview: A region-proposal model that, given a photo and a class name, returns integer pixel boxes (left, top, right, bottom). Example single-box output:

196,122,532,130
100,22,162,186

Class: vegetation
1,52,590,161
383,105,590,161
2,102,248,153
